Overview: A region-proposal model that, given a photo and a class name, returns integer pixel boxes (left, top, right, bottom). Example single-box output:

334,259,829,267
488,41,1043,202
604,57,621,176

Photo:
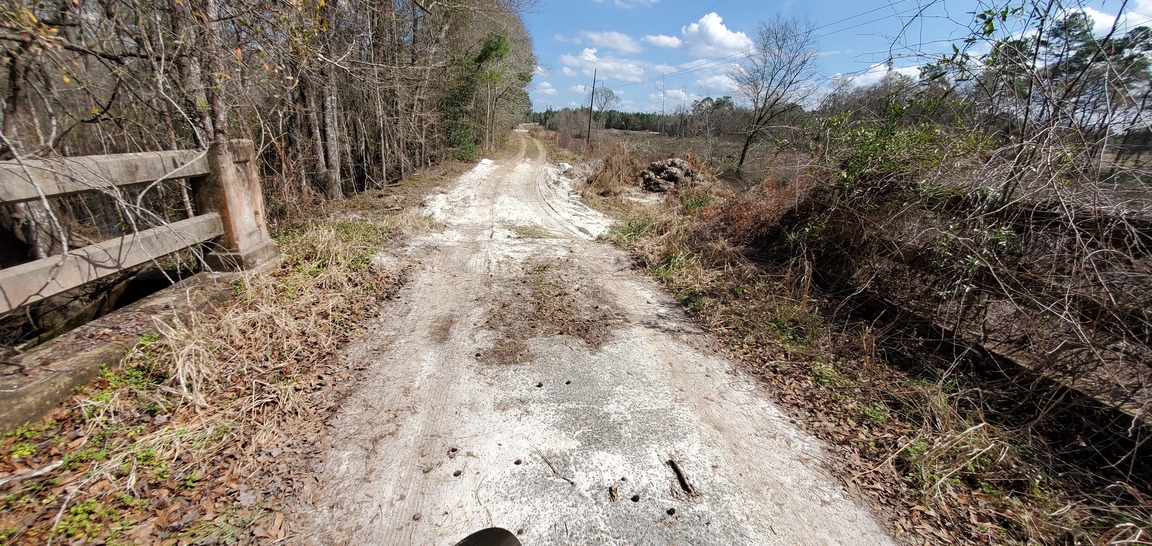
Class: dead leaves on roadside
0,216,411,544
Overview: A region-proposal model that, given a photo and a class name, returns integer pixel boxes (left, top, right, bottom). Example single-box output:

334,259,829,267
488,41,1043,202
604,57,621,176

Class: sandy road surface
293,131,895,545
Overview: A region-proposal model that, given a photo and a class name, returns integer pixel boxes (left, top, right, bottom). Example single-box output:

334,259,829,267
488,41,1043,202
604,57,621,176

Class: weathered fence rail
0,139,278,314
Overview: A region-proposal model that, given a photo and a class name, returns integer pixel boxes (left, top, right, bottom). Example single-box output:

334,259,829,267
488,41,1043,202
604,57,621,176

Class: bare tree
731,16,818,176
594,87,622,121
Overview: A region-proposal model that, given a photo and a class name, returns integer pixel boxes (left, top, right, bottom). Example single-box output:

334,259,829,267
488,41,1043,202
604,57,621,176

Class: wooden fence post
194,139,280,270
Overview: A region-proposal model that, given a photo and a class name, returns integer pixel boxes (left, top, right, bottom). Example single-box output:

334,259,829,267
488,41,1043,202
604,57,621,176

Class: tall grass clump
0,213,413,543
585,145,644,198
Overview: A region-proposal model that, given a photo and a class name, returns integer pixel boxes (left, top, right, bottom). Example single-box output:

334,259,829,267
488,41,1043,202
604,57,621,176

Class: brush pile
640,158,697,192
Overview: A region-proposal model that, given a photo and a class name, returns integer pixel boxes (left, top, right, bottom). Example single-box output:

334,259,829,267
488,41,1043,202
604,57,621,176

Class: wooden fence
0,140,279,314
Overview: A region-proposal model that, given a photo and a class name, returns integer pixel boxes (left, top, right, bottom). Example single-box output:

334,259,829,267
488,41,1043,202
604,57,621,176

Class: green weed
61,447,109,470
7,421,51,443
88,387,118,404
650,250,694,283
9,442,34,459
1,526,20,541
120,447,168,480
608,214,655,243
680,188,712,212
181,472,202,489
679,290,704,311
51,499,120,540
103,335,168,392
812,361,849,388
862,402,890,424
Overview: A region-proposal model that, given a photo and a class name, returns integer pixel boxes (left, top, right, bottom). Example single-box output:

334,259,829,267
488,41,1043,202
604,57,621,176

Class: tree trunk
2,45,30,156
736,132,755,176
165,1,206,148
486,78,495,151
196,0,226,142
305,82,328,196
323,69,343,200
376,83,390,183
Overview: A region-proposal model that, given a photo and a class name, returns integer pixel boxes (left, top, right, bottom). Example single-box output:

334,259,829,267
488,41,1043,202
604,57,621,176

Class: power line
812,0,913,32
813,6,926,41
675,0,730,31
614,52,746,90
610,2,926,93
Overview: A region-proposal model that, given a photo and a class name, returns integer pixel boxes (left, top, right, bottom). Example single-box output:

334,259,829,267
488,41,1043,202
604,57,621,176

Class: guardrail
0,139,279,314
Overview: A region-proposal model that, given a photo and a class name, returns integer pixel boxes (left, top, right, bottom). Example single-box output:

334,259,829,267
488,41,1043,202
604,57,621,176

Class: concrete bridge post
193,139,280,271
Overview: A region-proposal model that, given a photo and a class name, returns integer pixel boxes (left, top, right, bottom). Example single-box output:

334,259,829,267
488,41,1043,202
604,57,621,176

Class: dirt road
293,131,895,545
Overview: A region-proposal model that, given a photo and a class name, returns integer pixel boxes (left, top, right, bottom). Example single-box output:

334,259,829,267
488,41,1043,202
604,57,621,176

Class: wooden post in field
193,139,280,271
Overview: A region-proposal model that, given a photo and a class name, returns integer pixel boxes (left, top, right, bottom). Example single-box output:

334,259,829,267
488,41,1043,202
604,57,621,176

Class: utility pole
660,77,666,134
586,69,597,155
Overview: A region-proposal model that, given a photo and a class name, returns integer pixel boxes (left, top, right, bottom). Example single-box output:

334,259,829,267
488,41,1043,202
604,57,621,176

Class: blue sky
524,0,1152,113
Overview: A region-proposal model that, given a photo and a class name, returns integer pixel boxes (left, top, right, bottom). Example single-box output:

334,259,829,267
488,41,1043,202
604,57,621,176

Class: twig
667,458,698,496
0,460,63,489
536,450,575,486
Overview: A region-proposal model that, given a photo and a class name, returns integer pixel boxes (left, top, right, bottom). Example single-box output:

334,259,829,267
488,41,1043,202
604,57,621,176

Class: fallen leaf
272,512,286,539
127,519,156,541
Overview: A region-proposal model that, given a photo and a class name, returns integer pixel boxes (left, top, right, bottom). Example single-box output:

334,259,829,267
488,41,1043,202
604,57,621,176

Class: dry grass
0,193,430,543
692,176,811,244
585,145,1152,545
528,126,580,164
584,145,644,198
501,222,553,239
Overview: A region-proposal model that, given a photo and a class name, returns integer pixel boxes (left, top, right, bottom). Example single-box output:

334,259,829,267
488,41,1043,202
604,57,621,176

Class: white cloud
644,34,682,48
696,74,739,94
641,14,752,58
649,88,689,101
653,64,678,74
562,67,576,76
1129,0,1152,27
534,65,548,77
1081,7,1118,35
1060,2,1152,35
846,63,921,87
580,31,642,54
681,13,752,57
1059,7,1118,35
570,84,591,94
559,47,646,82
537,81,557,95
678,58,714,70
